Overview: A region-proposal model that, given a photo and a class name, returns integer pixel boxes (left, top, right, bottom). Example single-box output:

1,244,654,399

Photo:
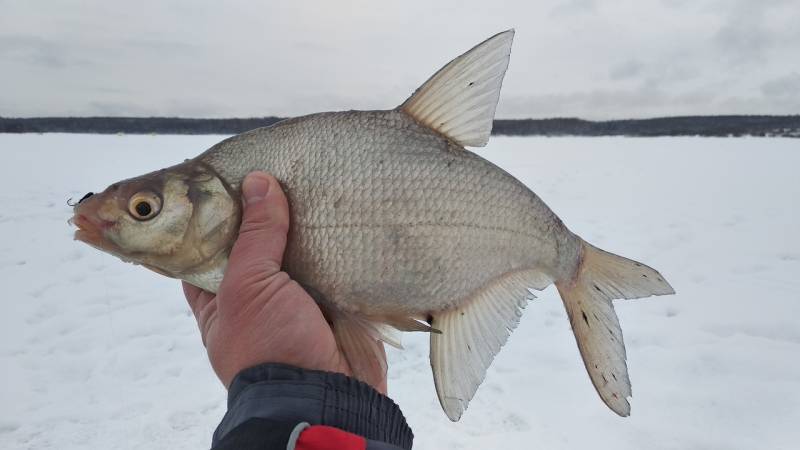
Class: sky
1,0,798,119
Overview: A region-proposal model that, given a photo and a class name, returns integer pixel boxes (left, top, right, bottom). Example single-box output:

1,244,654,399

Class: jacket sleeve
211,363,414,450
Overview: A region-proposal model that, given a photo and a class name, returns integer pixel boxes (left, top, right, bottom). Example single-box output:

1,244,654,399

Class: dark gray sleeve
212,363,414,450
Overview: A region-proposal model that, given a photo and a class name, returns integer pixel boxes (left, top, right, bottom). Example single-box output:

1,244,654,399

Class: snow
1,133,798,449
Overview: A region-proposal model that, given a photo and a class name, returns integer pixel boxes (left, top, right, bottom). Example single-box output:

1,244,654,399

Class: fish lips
69,213,120,254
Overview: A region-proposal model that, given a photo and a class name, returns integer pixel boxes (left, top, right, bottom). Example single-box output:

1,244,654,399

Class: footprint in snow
69,274,87,283
28,282,57,299
502,413,530,432
0,421,19,433
61,249,84,262
722,215,745,227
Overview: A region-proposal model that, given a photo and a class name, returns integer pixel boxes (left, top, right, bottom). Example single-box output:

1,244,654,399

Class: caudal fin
556,240,674,416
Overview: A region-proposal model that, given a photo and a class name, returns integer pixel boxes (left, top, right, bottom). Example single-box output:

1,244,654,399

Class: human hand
182,172,387,392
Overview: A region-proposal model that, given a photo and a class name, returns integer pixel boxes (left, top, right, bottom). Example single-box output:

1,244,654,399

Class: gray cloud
609,60,644,81
660,0,692,7
710,0,798,67
550,0,596,17
712,21,772,65
0,0,798,119
0,35,90,69
761,73,800,99
499,87,670,119
120,38,200,55
498,83,800,119
87,100,157,117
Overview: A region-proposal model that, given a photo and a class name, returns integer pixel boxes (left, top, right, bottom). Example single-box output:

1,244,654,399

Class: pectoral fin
331,311,390,391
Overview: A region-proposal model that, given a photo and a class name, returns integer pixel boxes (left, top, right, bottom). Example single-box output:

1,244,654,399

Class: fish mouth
69,213,118,252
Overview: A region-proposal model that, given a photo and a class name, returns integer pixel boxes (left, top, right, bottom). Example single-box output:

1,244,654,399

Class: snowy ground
1,134,798,449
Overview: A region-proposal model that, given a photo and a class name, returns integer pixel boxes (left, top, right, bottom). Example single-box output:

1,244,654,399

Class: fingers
182,281,203,303
183,281,214,320
226,172,290,281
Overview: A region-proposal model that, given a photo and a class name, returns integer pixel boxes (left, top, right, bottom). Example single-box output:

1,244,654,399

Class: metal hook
67,192,94,207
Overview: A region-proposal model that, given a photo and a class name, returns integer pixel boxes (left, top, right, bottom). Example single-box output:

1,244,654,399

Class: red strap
295,425,367,450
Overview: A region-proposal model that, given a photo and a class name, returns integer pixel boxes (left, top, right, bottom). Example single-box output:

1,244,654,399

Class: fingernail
243,173,270,204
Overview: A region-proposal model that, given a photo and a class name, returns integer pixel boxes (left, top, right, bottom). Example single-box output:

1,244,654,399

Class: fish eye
128,192,162,221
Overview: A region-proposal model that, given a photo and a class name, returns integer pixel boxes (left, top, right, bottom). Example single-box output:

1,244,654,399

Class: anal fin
430,269,552,421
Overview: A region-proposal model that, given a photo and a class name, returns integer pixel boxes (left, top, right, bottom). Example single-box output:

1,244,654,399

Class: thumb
226,172,290,280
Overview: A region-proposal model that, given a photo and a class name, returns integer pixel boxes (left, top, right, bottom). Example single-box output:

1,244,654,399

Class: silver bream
71,30,674,420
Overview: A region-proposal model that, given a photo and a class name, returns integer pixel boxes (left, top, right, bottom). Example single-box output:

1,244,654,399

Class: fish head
70,161,241,281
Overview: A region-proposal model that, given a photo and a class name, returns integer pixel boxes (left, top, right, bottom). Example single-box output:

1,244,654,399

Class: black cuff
212,363,413,449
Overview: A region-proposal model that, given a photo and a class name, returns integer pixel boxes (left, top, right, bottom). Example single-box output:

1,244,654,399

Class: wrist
213,363,413,449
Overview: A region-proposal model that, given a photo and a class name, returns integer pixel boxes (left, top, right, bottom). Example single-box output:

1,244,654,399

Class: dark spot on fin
581,310,589,326
607,327,617,341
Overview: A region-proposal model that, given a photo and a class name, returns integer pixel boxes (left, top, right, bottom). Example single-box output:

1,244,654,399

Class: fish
70,30,675,421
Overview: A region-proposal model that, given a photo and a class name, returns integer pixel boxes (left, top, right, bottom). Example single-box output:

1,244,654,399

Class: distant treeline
1,115,799,137
0,117,285,135
492,116,800,137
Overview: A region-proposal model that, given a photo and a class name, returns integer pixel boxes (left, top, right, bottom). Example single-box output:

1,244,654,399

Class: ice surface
1,134,798,449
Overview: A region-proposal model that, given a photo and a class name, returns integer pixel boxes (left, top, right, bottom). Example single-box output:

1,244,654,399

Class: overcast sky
1,0,798,119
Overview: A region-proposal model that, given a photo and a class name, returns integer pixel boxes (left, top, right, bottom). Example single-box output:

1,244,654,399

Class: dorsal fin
399,30,514,147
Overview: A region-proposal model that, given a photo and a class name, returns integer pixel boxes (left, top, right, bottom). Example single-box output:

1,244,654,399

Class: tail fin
556,240,674,416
